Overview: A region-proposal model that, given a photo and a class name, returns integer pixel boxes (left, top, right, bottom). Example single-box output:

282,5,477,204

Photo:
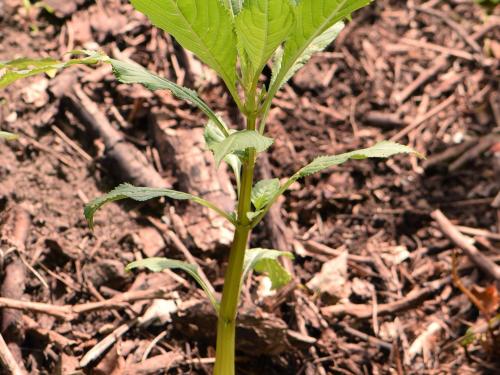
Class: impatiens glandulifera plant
1,1,424,373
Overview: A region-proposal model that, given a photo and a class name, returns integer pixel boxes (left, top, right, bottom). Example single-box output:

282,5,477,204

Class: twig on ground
431,210,500,281
0,334,26,375
321,278,448,319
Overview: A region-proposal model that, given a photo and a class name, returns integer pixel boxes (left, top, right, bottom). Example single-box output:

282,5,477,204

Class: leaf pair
126,248,293,313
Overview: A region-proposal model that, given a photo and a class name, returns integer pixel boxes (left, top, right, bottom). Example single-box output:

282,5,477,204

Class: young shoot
0,1,423,373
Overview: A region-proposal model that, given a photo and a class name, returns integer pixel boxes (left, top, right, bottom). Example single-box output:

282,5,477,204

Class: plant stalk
214,109,257,375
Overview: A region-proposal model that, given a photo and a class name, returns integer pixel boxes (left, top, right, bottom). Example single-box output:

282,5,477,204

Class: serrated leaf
0,131,19,141
204,120,242,193
271,0,370,92
84,183,233,229
251,178,280,210
271,22,344,90
243,248,294,289
109,58,229,137
236,0,295,76
0,51,106,89
212,130,274,166
127,257,218,312
248,141,422,227
130,0,237,92
297,141,423,178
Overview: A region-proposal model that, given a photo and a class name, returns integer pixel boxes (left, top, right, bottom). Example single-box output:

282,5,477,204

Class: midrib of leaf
277,0,352,90
167,2,234,87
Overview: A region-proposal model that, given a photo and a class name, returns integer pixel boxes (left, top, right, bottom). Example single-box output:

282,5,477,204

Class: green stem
214,108,257,375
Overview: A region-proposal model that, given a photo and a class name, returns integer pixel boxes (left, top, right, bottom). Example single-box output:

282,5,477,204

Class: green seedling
0,1,423,373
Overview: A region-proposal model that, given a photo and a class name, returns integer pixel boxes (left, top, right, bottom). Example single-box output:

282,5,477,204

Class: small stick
390,95,455,142
392,55,450,104
431,210,500,281
0,334,26,375
414,6,482,53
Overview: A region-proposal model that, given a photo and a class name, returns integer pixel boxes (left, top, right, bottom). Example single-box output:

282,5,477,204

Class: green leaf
130,0,237,93
270,22,344,90
271,0,370,92
127,257,218,312
212,130,274,166
0,51,106,89
109,58,230,137
248,141,422,227
297,141,423,178
251,178,280,210
235,0,295,76
0,131,19,141
204,120,242,193
243,248,294,289
84,183,234,229
224,0,244,15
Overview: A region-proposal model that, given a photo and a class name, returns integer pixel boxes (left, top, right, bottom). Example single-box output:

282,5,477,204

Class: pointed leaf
212,130,274,166
204,120,242,192
271,22,344,90
109,58,230,137
251,178,280,210
236,0,295,75
243,248,294,289
127,257,218,312
0,51,106,89
130,0,237,91
84,183,233,229
271,0,370,92
0,131,19,141
297,141,423,178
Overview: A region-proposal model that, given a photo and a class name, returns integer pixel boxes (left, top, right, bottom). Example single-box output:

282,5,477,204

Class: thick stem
214,110,257,375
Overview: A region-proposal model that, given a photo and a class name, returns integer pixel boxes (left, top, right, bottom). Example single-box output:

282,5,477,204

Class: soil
1,0,499,374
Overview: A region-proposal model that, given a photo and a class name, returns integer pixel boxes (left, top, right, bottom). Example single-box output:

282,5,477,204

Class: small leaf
251,179,280,210
0,51,107,89
130,0,238,92
84,183,233,229
298,141,423,178
0,131,19,141
243,248,294,289
204,120,242,193
246,210,264,221
212,130,274,166
235,0,295,76
127,257,218,312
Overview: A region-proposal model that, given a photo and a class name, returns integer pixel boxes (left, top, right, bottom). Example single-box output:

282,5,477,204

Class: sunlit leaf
84,183,233,229
127,257,218,312
243,248,294,289
251,179,280,210
212,130,274,166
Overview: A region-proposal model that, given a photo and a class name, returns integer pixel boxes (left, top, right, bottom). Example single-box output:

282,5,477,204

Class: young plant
1,1,422,373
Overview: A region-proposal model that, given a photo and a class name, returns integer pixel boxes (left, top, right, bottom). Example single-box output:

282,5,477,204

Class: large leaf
235,0,295,76
251,179,280,210
127,257,218,312
0,51,106,89
0,131,19,140
212,130,274,166
270,0,370,93
243,248,294,289
130,0,237,92
84,183,234,229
